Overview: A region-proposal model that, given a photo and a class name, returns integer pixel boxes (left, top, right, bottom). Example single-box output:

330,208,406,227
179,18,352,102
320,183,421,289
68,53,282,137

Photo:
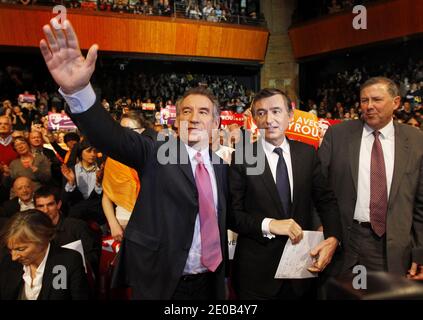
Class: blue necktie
274,147,291,217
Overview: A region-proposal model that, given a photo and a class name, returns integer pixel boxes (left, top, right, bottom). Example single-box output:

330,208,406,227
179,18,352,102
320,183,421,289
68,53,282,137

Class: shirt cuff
58,83,96,114
65,182,76,193
262,218,275,239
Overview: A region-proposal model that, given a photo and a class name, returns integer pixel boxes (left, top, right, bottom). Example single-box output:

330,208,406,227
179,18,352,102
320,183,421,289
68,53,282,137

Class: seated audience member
0,115,18,166
28,130,62,187
0,210,89,300
34,186,101,276
61,140,105,226
2,137,51,195
0,177,34,219
0,115,18,204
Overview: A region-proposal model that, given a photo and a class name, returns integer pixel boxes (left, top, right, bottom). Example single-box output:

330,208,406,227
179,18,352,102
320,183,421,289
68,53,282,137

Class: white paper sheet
274,231,324,279
227,230,238,260
62,240,87,273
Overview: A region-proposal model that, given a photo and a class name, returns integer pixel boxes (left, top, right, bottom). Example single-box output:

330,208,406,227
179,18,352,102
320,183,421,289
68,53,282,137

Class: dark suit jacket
69,102,229,300
0,197,20,218
0,245,89,300
53,215,101,274
229,137,342,298
318,120,423,275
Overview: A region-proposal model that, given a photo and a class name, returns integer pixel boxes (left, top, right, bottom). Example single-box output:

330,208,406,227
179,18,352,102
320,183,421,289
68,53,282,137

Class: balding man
0,176,35,218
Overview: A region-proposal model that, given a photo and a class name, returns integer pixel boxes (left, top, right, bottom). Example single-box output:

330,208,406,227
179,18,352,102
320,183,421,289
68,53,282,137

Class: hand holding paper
275,231,324,279
308,236,338,273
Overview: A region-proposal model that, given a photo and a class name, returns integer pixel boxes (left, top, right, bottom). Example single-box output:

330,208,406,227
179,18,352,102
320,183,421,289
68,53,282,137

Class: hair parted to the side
360,76,400,98
251,88,293,115
0,209,55,247
176,86,220,120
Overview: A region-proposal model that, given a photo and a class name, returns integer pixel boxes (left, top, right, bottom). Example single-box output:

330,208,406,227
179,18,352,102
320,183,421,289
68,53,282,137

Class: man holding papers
228,88,342,299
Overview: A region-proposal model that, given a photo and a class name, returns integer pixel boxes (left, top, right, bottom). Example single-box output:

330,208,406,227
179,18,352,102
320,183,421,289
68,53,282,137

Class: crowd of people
0,15,422,301
292,0,381,24
304,59,423,130
0,0,263,26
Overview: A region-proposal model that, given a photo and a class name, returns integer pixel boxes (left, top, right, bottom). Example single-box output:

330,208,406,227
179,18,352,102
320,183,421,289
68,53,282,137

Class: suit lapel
38,245,55,300
175,138,196,187
349,121,364,194
388,123,409,208
289,140,299,218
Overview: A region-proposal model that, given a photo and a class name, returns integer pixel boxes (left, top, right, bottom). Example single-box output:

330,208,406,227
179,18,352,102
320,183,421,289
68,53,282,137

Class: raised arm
40,19,154,169
40,19,98,95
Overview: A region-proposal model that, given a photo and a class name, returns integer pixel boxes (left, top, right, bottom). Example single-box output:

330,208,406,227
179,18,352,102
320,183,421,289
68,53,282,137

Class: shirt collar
18,198,34,208
262,137,290,155
76,162,97,173
363,119,395,139
0,135,12,146
184,143,211,165
22,243,50,275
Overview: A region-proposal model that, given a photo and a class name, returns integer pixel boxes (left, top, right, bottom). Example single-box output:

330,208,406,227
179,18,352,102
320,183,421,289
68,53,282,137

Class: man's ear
288,110,295,122
393,96,401,111
57,200,62,210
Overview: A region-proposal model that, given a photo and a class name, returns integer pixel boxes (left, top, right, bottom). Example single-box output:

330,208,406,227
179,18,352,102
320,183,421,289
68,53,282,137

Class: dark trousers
341,220,387,275
171,272,215,300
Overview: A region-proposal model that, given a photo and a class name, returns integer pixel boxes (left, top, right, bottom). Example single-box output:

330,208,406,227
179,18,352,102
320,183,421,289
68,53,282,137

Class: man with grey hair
0,115,18,204
319,76,423,280
39,19,229,300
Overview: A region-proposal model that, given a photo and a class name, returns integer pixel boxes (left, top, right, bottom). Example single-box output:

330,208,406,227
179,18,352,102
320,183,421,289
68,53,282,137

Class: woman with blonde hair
0,210,89,300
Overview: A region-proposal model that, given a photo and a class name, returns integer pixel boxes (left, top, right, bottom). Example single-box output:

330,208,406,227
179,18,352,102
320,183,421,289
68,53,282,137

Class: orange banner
286,110,320,148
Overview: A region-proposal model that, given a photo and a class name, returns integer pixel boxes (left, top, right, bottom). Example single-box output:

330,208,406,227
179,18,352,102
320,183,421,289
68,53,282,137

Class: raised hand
61,164,76,185
40,19,98,94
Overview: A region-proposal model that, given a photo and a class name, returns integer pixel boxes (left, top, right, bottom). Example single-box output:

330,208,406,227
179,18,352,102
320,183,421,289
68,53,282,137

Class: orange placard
286,110,320,148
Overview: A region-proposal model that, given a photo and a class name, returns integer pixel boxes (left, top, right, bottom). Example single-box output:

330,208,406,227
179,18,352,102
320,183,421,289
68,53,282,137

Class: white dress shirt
354,120,395,222
21,244,50,300
65,162,102,199
18,198,35,211
260,138,294,238
183,144,219,274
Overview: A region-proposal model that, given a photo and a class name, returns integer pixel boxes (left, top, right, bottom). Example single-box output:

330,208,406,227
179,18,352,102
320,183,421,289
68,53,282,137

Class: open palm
40,19,98,94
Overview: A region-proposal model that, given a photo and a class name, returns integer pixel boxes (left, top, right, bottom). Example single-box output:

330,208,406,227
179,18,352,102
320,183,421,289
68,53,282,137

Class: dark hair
76,139,95,159
360,77,400,98
64,132,80,144
12,136,29,151
34,185,61,203
251,88,292,115
176,86,220,119
0,209,55,247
